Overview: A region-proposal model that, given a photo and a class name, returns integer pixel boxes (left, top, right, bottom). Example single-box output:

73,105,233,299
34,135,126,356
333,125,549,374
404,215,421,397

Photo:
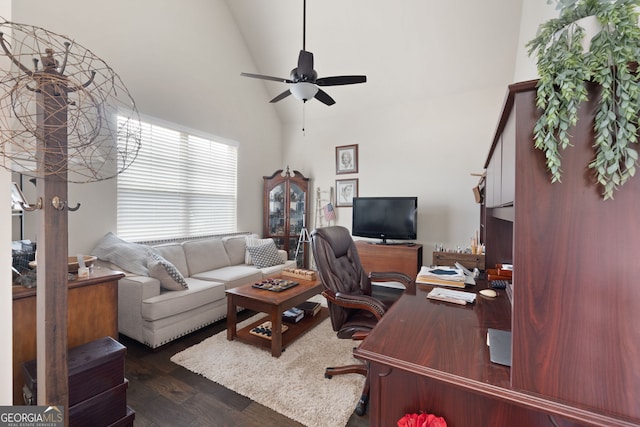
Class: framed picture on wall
335,178,358,207
335,144,358,174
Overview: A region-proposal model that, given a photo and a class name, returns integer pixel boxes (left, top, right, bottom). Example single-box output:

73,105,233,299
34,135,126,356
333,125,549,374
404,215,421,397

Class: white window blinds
117,115,237,242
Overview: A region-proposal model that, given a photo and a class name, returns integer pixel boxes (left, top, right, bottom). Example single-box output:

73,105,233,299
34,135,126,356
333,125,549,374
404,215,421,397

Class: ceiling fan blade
314,89,336,106
270,90,292,103
241,72,293,84
316,75,367,86
297,50,314,78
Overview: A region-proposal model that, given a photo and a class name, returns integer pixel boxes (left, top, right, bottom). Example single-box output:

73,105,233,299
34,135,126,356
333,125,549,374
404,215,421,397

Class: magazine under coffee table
226,274,328,357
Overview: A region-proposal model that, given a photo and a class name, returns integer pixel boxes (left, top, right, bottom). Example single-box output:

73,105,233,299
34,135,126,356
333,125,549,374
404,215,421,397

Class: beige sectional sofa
92,232,296,348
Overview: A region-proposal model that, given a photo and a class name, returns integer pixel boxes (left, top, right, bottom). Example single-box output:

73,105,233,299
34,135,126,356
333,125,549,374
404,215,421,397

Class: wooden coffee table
226,274,328,357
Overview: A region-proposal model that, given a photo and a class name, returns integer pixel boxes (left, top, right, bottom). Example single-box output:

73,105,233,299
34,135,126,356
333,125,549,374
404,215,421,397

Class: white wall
1,0,13,406
513,0,560,81
281,0,529,253
284,85,508,252
13,0,284,254
282,0,559,254
0,164,10,405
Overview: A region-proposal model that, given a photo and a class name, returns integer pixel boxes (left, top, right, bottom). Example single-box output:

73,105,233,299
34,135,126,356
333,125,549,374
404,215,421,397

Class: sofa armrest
278,249,289,263
117,274,161,342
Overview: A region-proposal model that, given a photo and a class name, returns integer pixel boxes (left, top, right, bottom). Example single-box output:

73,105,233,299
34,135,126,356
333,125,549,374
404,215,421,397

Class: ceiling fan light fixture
240,0,365,107
289,82,318,102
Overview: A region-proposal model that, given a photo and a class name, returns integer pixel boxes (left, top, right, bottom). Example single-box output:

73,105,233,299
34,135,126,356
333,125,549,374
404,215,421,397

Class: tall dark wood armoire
482,80,640,425
263,168,310,268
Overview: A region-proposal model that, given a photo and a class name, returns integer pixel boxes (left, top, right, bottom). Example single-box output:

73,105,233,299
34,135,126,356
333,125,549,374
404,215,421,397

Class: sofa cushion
148,254,189,291
191,266,262,289
154,243,189,277
91,232,157,276
223,235,247,265
141,278,225,322
245,235,272,264
183,238,231,275
246,240,285,268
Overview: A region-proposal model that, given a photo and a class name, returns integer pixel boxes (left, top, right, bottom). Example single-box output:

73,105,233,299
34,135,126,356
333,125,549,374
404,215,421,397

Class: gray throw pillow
148,253,189,291
246,240,285,269
245,235,273,264
91,232,157,276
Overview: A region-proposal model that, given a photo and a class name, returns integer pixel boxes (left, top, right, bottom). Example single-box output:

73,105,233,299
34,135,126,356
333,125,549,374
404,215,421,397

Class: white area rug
170,313,364,427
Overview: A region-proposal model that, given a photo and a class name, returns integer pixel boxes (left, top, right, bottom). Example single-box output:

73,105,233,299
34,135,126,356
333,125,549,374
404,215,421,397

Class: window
117,114,237,242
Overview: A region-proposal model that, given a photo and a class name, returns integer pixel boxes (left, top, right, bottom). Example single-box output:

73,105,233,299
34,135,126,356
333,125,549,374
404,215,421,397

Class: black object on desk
487,328,512,367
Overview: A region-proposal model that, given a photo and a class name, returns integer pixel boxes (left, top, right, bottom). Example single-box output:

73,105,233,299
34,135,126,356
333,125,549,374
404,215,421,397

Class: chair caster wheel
354,394,368,416
324,368,333,379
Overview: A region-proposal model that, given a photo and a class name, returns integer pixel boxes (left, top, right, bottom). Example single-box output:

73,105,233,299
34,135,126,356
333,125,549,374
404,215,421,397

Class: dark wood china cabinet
263,168,310,268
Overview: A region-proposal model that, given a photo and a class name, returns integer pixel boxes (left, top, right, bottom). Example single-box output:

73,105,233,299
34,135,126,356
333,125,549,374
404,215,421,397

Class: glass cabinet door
268,183,286,236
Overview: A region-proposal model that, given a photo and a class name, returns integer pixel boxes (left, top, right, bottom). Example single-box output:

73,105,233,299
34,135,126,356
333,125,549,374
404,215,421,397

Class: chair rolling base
324,364,370,416
324,364,367,378
355,393,369,416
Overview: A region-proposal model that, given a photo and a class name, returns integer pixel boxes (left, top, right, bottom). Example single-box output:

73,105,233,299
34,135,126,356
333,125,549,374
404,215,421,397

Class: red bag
397,412,447,427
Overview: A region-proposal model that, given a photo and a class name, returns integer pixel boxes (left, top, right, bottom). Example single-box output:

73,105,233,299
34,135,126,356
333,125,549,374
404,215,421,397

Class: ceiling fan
240,0,366,106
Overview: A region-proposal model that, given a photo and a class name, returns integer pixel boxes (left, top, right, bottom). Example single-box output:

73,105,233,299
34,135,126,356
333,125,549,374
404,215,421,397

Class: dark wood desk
355,284,635,427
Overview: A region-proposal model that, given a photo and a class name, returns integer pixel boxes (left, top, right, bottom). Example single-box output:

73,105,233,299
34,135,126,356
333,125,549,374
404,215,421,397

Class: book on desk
416,266,475,288
426,287,477,305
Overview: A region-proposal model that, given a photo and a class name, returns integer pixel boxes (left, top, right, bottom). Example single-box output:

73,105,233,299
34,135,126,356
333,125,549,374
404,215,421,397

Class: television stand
355,241,422,279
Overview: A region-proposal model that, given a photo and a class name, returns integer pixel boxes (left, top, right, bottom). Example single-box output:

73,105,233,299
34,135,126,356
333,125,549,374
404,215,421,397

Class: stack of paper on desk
427,287,477,305
416,266,473,288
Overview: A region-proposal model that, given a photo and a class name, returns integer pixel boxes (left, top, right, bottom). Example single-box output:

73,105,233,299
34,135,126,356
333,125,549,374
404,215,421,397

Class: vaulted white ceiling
225,0,523,125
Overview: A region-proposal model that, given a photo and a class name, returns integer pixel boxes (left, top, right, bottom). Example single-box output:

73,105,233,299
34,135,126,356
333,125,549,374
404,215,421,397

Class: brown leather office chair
310,226,415,416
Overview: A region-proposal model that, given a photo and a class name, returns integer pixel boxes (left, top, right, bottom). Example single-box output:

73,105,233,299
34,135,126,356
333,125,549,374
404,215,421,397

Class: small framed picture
335,144,358,174
335,178,358,207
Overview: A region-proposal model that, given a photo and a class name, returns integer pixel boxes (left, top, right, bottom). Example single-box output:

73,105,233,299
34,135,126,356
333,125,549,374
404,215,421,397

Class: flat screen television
352,196,417,244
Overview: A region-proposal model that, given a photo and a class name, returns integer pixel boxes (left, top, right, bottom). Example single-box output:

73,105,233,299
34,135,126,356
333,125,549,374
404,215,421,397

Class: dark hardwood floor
121,310,370,427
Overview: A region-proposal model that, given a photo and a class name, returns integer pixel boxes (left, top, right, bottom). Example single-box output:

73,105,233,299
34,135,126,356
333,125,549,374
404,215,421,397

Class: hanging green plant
527,0,640,199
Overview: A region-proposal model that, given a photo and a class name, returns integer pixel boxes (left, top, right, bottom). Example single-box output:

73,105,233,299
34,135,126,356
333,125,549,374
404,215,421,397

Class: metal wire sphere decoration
0,19,141,183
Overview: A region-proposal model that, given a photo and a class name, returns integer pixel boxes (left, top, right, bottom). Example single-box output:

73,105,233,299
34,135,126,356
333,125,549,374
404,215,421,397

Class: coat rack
0,19,140,421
